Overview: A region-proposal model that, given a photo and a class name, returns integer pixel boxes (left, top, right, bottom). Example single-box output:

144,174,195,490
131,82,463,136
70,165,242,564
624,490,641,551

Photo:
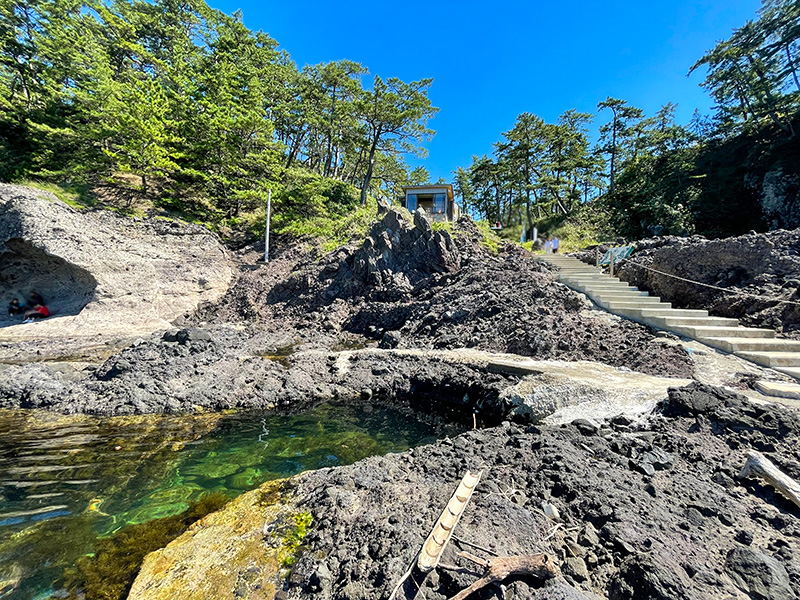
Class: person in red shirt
23,291,50,322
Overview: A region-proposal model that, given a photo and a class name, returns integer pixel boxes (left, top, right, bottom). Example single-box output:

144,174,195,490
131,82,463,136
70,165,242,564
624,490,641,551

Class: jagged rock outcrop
351,208,460,288
0,184,233,359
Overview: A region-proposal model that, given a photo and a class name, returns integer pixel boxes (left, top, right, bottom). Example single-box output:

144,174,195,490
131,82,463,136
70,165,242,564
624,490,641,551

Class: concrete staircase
541,254,800,380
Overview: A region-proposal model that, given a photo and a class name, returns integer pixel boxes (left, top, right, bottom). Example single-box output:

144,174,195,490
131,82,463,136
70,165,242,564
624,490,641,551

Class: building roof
401,183,454,201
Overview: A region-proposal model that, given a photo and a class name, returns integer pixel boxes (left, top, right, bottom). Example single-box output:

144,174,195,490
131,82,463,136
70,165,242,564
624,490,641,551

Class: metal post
610,248,615,277
264,189,272,263
595,246,599,267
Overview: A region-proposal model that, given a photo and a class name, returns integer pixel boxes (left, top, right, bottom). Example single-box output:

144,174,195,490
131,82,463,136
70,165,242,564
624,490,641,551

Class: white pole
265,189,272,263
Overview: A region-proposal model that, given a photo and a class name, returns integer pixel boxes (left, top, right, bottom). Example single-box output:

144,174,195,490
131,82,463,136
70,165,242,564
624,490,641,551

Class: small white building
400,184,461,223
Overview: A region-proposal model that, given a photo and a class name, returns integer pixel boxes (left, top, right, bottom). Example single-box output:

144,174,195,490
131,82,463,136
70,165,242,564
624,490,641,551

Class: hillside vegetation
0,0,436,240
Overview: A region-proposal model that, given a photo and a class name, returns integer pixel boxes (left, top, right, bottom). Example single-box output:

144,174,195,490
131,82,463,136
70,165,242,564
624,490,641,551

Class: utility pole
264,189,272,263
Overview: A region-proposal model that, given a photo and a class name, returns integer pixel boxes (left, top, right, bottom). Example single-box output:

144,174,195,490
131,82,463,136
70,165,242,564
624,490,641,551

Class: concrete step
602,301,673,310
557,271,604,277
616,307,709,319
594,295,664,305
586,289,645,296
774,366,800,380
735,352,800,368
561,276,623,285
702,337,800,353
671,326,774,339
650,316,739,328
674,325,775,340
586,281,642,292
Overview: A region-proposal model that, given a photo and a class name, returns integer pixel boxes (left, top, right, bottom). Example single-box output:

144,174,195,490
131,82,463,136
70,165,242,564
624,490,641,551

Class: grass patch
18,179,96,210
475,220,502,254
271,199,378,251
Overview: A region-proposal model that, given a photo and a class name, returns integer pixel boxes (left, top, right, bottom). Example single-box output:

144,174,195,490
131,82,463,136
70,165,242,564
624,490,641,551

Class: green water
0,402,449,599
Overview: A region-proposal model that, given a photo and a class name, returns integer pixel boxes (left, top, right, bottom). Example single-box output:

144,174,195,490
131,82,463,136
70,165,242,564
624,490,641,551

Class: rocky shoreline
129,382,800,600
2,185,800,600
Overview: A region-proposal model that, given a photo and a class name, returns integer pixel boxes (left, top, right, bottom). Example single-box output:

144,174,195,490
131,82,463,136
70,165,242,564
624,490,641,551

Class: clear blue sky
210,0,762,182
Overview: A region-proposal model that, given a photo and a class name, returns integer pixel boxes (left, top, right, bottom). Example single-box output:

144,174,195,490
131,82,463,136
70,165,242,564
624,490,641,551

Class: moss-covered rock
127,480,309,600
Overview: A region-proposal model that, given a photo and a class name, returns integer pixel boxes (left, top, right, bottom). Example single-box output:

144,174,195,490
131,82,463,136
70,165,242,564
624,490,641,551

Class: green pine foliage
454,0,800,243
0,0,436,240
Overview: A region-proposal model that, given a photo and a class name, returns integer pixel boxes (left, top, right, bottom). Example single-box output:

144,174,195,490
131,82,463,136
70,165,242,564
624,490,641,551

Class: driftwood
739,450,800,510
448,551,559,600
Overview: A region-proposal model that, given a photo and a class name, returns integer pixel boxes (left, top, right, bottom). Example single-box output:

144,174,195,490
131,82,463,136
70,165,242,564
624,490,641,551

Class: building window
433,193,445,213
407,194,417,211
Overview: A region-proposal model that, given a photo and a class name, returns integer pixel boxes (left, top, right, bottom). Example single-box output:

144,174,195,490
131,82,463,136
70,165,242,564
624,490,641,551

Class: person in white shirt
544,239,552,254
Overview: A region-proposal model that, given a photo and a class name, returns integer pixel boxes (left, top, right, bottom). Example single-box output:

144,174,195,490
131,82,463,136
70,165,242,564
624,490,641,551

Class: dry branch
448,551,559,600
739,450,800,509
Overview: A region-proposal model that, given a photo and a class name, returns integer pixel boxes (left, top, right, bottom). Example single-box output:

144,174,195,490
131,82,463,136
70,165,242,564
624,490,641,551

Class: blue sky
210,0,762,182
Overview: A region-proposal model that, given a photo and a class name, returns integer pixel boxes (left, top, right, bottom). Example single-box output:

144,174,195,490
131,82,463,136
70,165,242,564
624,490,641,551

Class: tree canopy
0,0,437,221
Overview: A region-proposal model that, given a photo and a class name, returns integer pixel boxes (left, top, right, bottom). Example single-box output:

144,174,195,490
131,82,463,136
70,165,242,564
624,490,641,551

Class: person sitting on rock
8,298,24,316
23,303,50,322
27,290,44,308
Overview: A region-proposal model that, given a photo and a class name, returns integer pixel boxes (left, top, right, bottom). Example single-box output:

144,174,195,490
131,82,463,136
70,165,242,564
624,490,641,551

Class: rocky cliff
0,184,233,360
612,230,800,333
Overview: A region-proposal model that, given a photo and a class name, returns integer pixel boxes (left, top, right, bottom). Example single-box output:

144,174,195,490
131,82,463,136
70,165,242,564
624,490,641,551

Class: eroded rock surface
201,210,693,380
0,184,233,359
130,383,800,600
0,346,689,422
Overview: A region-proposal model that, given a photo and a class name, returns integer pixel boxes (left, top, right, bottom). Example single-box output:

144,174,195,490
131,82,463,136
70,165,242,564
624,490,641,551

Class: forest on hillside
460,0,800,241
0,0,437,227
2,0,800,241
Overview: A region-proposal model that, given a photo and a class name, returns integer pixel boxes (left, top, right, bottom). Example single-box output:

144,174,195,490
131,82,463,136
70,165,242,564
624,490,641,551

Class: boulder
725,546,797,600
609,553,700,600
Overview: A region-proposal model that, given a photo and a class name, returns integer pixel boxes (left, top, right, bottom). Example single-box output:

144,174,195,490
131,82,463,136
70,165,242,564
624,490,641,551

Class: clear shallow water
0,403,446,599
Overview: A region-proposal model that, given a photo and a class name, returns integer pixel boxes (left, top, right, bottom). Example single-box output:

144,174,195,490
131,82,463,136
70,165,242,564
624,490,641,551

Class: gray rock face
610,229,800,333
725,547,797,600
0,184,233,359
609,554,699,600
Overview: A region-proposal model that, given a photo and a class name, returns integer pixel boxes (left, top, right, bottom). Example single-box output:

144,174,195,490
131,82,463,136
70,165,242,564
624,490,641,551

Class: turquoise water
0,403,450,599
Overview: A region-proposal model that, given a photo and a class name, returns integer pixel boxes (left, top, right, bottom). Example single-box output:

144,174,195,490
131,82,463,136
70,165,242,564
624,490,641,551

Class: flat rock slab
0,185,233,360
754,379,800,400
479,353,691,424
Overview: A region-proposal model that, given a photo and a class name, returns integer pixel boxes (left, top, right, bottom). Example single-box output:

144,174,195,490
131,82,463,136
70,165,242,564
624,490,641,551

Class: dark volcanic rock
725,546,797,600
199,210,692,381
259,382,800,600
609,554,699,600
611,229,800,334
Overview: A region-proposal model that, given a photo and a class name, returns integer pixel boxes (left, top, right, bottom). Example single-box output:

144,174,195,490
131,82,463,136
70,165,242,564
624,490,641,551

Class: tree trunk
360,135,379,205
787,44,800,93
610,115,617,194
324,85,337,177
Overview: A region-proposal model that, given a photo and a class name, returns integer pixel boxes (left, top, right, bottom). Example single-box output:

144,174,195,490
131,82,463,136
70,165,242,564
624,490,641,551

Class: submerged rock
127,381,800,600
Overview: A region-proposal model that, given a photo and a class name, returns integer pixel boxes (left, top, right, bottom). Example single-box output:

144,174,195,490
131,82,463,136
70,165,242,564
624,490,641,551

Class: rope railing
620,260,800,308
